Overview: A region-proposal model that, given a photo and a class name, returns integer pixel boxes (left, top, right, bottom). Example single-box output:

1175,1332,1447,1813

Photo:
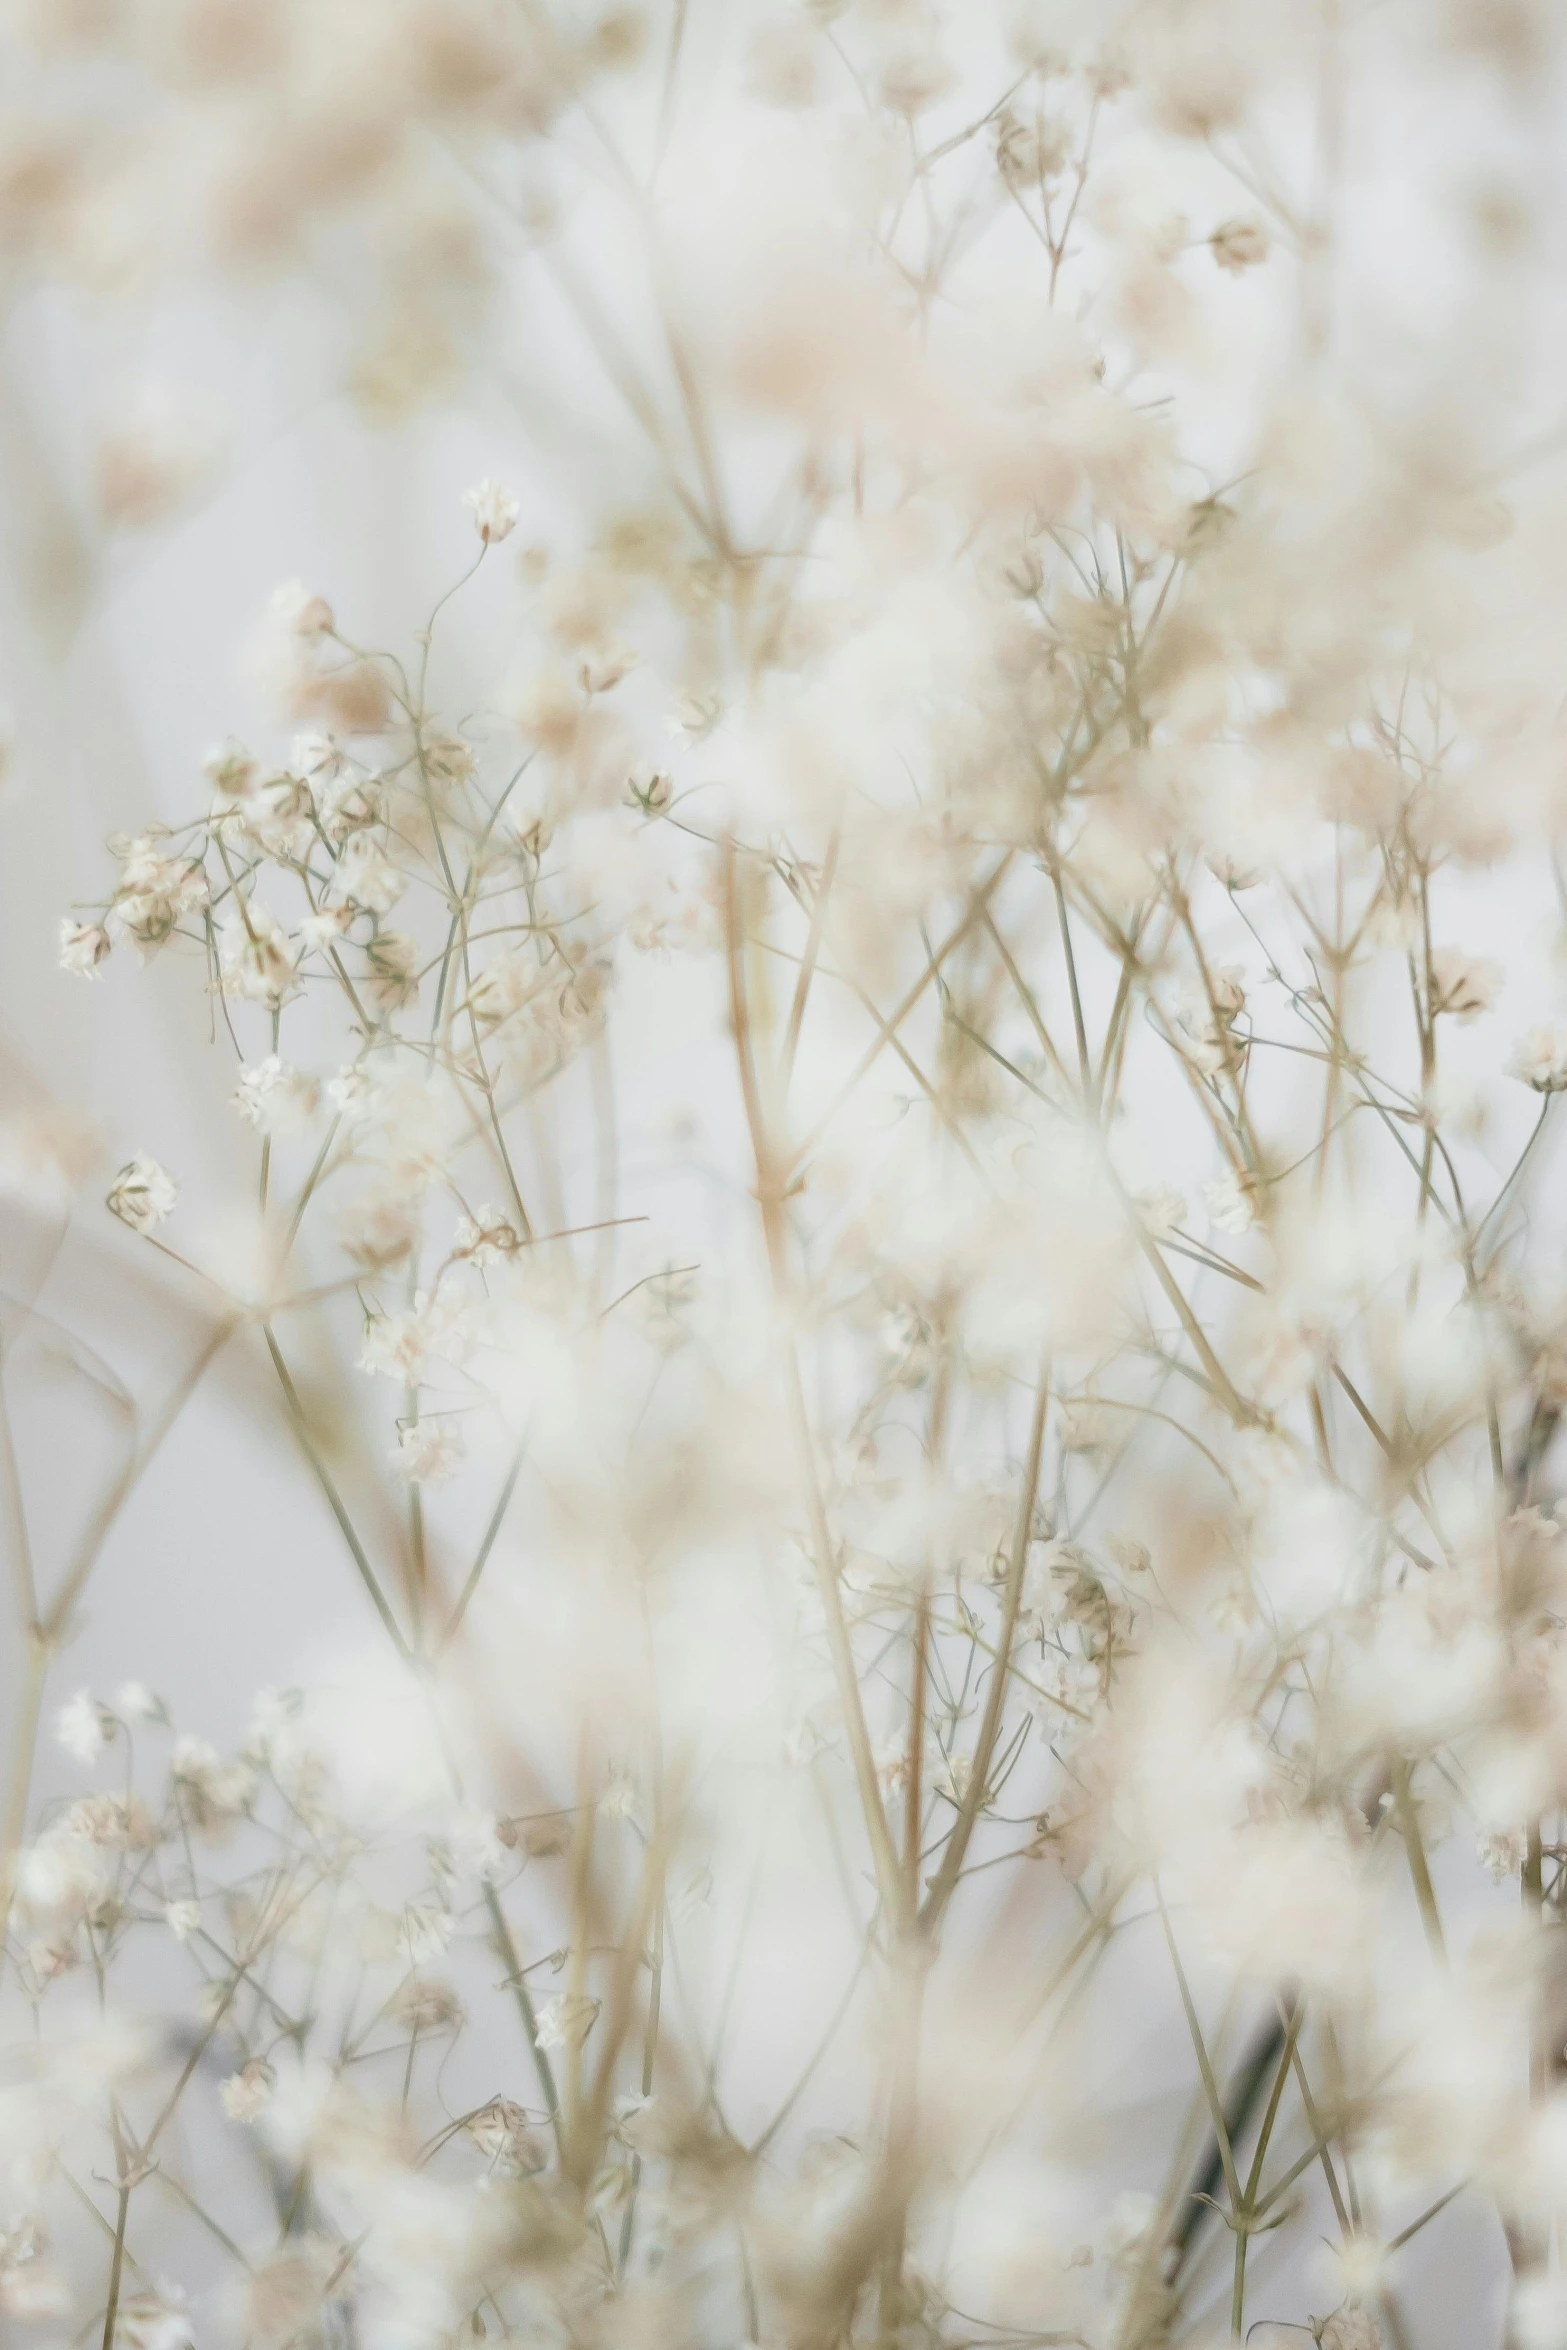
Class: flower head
59,918,111,977
462,477,519,545
107,1154,177,1233
1507,1024,1567,1092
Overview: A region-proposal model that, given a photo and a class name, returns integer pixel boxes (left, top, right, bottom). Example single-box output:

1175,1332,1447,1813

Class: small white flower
328,834,405,916
447,1808,506,1882
59,918,111,977
391,1420,467,1487
1477,1824,1528,1880
1136,1184,1188,1240
55,1690,108,1765
1209,216,1269,272
203,740,257,801
217,903,300,1008
164,1899,200,1941
536,1991,599,2051
1205,1168,1257,1234
1318,2308,1382,2350
1507,1023,1567,1093
233,1057,321,1137
219,2059,275,2123
463,477,520,545
117,1680,162,1721
1429,948,1502,1021
400,1901,455,1965
453,1204,521,1264
107,1154,177,1233
270,578,334,637
599,1771,638,1821
668,689,721,738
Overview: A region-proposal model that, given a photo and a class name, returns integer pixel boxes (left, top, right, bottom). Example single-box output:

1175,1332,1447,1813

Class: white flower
107,1154,177,1233
108,2289,193,2350
1135,1184,1188,1240
164,1899,200,1941
1319,2308,1381,2350
203,740,257,801
1507,1024,1567,1093
219,2060,275,2123
1429,948,1502,1021
328,833,405,916
391,1419,466,1486
400,1901,455,1965
463,477,519,545
452,1204,521,1264
1477,1825,1528,1879
446,1808,505,1882
270,578,334,637
233,1057,321,1137
217,903,300,1007
55,1690,108,1765
1209,216,1269,272
599,1772,637,1820
117,1680,161,1720
536,1992,599,2051
58,918,110,977
1205,1168,1257,1234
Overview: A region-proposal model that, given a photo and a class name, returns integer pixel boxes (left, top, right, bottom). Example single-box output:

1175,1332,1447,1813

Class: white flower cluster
16,5,1567,2348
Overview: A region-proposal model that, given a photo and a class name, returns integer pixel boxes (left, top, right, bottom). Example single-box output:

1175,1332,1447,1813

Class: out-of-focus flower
107,1153,177,1233
462,477,519,545
55,1690,109,1764
1429,948,1502,1020
58,918,110,976
391,1420,467,1486
1507,1024,1567,1091
1209,216,1269,272
220,2060,276,2123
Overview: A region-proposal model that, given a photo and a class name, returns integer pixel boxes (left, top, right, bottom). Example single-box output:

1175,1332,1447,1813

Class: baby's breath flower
1318,2309,1382,2350
1507,1023,1567,1092
452,1204,520,1263
219,2059,276,2123
536,1991,599,2051
328,833,405,915
164,1899,200,1941
234,1056,320,1136
203,740,257,802
1205,1168,1257,1234
1209,216,1270,272
391,1419,466,1486
400,1901,454,1965
468,2097,543,2173
58,917,110,976
107,1153,177,1233
462,476,519,545
55,1689,109,1764
271,579,334,638
1429,948,1502,1021
217,903,301,1007
1477,1824,1528,1879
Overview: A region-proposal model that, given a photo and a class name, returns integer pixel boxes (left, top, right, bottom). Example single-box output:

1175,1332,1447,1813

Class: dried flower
234,1056,321,1135
391,1419,467,1486
107,1153,177,1233
1507,1024,1567,1092
58,917,110,976
1429,949,1502,1021
55,1690,110,1764
462,476,520,545
1209,216,1270,272
219,2058,276,2122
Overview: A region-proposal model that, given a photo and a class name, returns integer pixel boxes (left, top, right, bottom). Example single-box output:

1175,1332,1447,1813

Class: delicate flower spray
8,5,1567,2349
